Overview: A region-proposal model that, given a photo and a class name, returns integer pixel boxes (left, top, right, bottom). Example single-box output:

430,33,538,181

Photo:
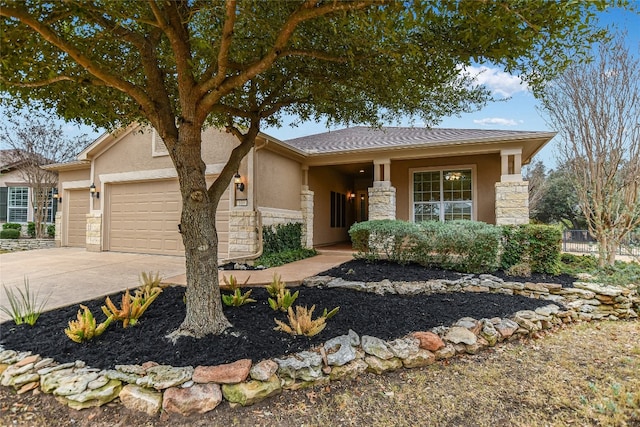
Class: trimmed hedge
2,223,22,230
500,224,562,274
349,220,501,273
0,229,21,239
349,220,562,275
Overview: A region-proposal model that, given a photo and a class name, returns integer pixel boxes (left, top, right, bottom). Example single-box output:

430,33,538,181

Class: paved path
0,247,353,322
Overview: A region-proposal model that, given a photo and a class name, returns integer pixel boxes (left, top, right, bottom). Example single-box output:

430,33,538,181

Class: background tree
539,33,640,266
0,1,611,338
0,111,83,238
528,163,587,229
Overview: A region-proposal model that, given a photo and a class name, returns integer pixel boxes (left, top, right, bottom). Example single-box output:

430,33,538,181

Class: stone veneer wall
1,275,636,417
495,181,529,225
368,185,396,220
228,210,258,257
259,208,303,228
54,211,62,248
86,213,102,252
300,187,314,249
0,239,56,251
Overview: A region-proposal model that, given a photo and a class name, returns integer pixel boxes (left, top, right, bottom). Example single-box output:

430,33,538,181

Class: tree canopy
0,0,615,337
1,1,610,133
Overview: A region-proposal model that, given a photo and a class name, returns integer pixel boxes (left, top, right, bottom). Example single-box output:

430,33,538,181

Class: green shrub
256,248,317,268
47,224,55,238
500,224,562,274
559,253,599,275
349,220,421,264
27,222,36,238
416,220,501,273
0,229,20,239
2,223,22,230
349,219,501,273
262,222,303,254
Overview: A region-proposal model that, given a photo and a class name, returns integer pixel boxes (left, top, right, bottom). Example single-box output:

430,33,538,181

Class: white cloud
461,65,529,98
473,117,521,127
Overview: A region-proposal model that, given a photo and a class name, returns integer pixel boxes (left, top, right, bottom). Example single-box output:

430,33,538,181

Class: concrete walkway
0,247,353,322
164,250,353,287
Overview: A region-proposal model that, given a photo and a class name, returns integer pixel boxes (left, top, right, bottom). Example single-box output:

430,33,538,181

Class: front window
413,169,473,222
8,186,29,223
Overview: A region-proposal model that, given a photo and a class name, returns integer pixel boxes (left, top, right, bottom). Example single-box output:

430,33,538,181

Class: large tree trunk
167,124,231,340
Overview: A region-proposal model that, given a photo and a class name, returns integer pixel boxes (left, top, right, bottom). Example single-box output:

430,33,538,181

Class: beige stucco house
0,150,57,227
46,125,554,260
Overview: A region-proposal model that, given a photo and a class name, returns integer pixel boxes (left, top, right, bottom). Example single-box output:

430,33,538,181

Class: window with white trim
8,186,29,223
412,169,473,222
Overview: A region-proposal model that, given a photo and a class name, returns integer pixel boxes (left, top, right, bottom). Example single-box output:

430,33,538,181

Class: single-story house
45,125,554,260
0,150,57,226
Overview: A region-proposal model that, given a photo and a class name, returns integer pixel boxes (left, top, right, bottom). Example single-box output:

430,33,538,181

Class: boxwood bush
0,229,21,239
501,224,562,274
2,223,22,230
349,219,501,273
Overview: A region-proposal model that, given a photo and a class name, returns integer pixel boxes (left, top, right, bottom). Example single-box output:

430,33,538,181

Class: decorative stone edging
0,277,638,418
0,238,55,251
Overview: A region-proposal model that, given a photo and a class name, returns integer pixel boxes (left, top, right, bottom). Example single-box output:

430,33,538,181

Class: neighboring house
0,150,57,227
45,125,554,259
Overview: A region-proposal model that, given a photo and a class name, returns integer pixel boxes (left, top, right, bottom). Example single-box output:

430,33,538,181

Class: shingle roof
283,126,553,154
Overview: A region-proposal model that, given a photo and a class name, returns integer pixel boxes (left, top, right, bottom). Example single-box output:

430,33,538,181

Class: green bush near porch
349,220,561,274
256,222,317,268
349,219,501,274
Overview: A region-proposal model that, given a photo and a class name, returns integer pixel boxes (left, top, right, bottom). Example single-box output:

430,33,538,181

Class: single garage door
107,179,229,257
66,189,90,247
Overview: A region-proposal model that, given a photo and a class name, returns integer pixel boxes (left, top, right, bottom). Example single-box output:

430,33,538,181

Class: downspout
219,138,270,264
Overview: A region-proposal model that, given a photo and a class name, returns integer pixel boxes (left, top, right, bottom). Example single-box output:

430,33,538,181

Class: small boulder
162,383,222,416
192,359,251,384
412,331,445,352
443,326,477,345
119,384,163,416
222,375,281,406
249,360,279,381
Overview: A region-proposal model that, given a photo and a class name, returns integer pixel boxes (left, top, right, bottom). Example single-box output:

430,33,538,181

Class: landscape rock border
0,276,638,417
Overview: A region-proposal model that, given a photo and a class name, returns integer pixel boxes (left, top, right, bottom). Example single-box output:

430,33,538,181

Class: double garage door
107,180,229,257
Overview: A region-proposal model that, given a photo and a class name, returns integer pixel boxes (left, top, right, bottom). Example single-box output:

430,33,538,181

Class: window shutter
0,187,7,222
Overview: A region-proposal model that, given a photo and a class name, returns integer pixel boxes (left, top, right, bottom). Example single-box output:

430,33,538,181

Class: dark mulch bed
0,285,556,371
320,259,576,287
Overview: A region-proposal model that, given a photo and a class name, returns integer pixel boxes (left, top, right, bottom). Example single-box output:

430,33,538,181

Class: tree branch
0,4,155,115
196,0,380,121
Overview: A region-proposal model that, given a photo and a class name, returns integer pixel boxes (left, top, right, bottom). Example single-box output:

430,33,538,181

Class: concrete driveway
0,248,186,322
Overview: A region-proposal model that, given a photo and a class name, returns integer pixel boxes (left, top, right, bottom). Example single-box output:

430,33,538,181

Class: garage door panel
67,190,89,247
108,180,229,257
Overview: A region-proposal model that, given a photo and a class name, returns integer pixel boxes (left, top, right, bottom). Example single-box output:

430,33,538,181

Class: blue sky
26,5,640,169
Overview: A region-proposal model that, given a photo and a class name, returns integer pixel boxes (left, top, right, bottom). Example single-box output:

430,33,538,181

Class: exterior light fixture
234,173,245,192
89,183,100,199
53,189,61,201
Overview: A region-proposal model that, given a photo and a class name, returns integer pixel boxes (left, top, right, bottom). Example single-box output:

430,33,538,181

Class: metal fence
562,230,640,257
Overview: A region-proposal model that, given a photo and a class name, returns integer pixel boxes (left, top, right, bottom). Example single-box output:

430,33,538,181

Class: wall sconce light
234,173,245,192
348,191,356,201
53,189,61,202
89,183,100,199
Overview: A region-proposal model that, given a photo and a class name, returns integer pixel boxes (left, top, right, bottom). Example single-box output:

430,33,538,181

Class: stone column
495,181,529,225
368,182,396,220
54,210,62,248
300,186,314,249
86,212,102,252
228,210,258,258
